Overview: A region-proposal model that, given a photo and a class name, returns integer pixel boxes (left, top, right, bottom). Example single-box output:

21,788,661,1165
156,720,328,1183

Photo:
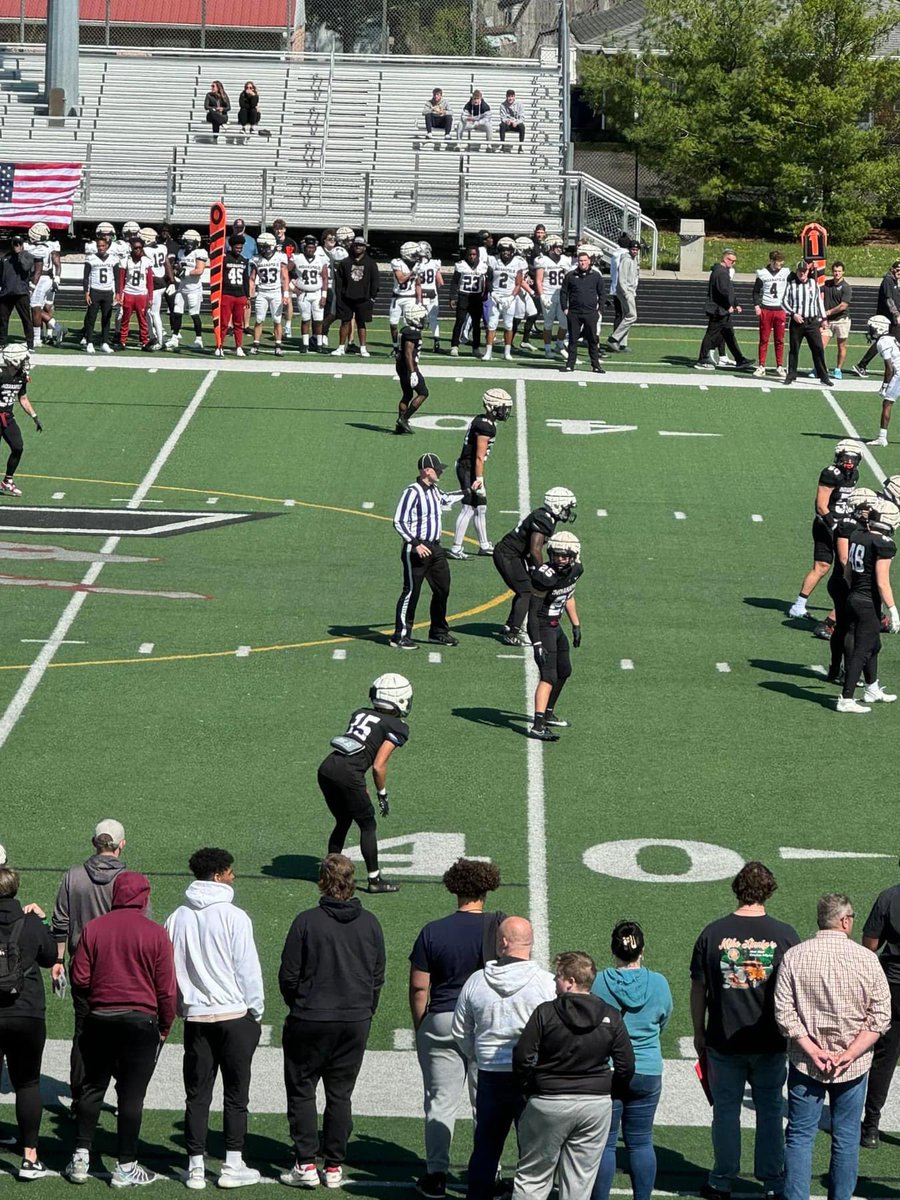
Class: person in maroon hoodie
65,872,177,1189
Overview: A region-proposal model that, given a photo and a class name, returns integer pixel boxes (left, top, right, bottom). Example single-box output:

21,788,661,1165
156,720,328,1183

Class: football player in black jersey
395,304,429,436
318,674,412,893
492,487,576,646
218,233,251,357
838,498,900,712
0,343,42,496
826,488,876,683
527,532,583,741
789,439,863,621
449,388,513,560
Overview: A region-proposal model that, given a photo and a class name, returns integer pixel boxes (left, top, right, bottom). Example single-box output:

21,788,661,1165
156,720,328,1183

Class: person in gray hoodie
451,916,556,1200
165,847,264,1191
50,818,128,1112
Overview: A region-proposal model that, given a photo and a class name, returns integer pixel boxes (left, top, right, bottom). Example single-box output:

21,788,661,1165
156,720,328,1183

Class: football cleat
0,478,22,496
813,619,835,640
367,878,400,895
477,545,494,556
429,632,459,647
851,364,868,378
543,711,570,728
528,725,560,742
389,636,418,650
370,673,413,715
447,548,469,559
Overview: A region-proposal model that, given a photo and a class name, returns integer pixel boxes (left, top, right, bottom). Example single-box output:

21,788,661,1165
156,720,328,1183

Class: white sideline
0,370,218,751
515,379,550,968
820,387,887,482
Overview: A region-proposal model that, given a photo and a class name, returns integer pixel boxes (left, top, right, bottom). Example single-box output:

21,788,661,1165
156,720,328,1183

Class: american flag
0,162,81,228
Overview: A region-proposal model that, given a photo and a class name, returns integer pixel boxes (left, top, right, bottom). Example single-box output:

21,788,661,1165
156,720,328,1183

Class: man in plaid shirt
774,893,891,1200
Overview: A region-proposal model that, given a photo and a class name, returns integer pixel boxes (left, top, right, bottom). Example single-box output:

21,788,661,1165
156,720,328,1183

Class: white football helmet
404,303,428,329
140,227,158,245
546,236,564,252
181,229,202,249
417,240,432,261
336,226,355,246
547,530,581,564
543,486,577,522
257,233,277,258
867,314,891,341
370,673,413,717
868,497,900,534
514,236,534,255
122,220,141,238
483,387,513,421
850,487,878,514
883,475,900,506
2,343,31,371
95,221,116,237
27,222,50,243
400,240,419,264
834,439,864,467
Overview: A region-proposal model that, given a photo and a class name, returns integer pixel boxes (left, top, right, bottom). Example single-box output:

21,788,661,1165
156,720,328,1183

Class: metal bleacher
0,44,657,255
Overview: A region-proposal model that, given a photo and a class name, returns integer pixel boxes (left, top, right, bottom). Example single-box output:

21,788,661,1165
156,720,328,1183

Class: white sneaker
284,324,292,339
323,1168,342,1190
869,435,888,446
192,337,204,349
864,683,897,703
214,347,224,358
110,1161,160,1188
279,1163,319,1188
752,365,766,378
718,354,735,368
447,547,469,560
450,346,459,357
332,345,346,356
424,131,433,140
185,1166,206,1190
776,365,787,378
359,346,370,358
85,342,95,355
483,348,492,360
788,602,807,618
218,1164,261,1189
165,335,180,351
101,342,114,354
836,696,871,713
65,1154,90,1184
79,336,87,347
503,347,512,360
235,347,246,357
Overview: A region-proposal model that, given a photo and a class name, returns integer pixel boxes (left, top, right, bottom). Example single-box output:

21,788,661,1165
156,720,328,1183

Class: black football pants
394,541,450,640
318,758,379,873
493,547,531,632
184,1013,261,1155
0,413,23,477
842,595,881,698
787,318,829,382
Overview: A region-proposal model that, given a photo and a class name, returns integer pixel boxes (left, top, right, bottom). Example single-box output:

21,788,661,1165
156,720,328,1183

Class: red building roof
0,0,289,27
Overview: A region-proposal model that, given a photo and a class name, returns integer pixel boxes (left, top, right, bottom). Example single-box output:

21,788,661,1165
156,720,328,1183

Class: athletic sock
224,1152,242,1169
473,506,489,546
454,505,474,547
189,1156,204,1171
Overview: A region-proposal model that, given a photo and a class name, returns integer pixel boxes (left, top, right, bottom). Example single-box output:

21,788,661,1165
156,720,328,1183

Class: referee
783,259,832,386
392,453,461,650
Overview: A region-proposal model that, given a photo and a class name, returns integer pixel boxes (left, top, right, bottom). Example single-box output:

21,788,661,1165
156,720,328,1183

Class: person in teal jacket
591,920,673,1200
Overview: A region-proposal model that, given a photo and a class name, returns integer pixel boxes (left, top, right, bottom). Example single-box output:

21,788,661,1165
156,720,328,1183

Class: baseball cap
93,818,125,846
796,258,812,270
0,844,6,866
232,218,246,231
418,452,447,475
352,235,367,246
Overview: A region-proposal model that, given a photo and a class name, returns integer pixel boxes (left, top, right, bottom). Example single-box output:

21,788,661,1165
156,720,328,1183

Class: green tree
579,0,900,240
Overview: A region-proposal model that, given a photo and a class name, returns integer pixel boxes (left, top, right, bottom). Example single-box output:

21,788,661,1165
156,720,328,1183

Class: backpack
0,916,26,997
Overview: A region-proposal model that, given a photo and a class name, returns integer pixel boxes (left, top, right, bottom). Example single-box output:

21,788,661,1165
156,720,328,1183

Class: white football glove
165,284,176,297
890,605,900,634
409,372,419,386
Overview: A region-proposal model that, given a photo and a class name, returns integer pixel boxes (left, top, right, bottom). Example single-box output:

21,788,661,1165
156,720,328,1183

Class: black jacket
1,249,35,297
0,898,57,1020
704,262,737,317
876,272,900,323
335,253,380,303
513,991,635,1097
560,267,604,314
279,895,385,1022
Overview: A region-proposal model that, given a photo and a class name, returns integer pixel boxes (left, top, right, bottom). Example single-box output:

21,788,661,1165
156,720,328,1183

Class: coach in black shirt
0,236,36,349
695,248,755,372
560,251,605,373
333,236,379,356
861,874,900,1145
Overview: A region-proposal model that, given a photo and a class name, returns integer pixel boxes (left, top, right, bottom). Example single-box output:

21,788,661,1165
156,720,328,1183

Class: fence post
82,140,91,206
470,0,476,55
165,164,174,222
19,0,24,45
200,0,206,50
261,168,269,227
362,172,370,241
104,0,110,46
457,162,466,247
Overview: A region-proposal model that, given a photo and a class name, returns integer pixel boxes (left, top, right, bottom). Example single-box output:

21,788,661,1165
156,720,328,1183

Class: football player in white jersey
291,235,330,353
534,237,572,358
165,229,208,351
80,233,118,353
511,235,539,352
141,227,175,349
389,242,422,354
865,315,900,447
413,241,444,352
249,232,290,356
485,237,524,361
25,222,64,347
116,235,155,351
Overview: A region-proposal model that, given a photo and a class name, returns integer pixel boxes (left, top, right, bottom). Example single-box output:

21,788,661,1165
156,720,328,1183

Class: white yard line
515,378,549,968
0,370,217,751
820,387,887,482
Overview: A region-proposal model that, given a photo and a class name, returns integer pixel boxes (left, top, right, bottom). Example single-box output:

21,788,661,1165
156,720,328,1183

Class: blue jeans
784,1066,867,1200
707,1048,787,1191
466,1070,525,1200
591,1073,662,1200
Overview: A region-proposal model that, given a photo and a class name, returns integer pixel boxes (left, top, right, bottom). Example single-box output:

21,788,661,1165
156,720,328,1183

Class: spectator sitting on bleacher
498,90,525,151
423,88,453,141
458,91,492,143
204,81,230,140
238,82,259,134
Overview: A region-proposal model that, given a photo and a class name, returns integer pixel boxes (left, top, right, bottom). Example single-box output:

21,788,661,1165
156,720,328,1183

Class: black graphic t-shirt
863,883,900,984
690,913,800,1053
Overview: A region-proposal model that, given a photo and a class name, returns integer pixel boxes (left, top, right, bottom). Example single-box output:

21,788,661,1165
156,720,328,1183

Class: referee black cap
418,453,447,476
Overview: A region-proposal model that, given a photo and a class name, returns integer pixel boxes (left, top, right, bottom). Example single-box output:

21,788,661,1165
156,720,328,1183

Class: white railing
564,172,658,270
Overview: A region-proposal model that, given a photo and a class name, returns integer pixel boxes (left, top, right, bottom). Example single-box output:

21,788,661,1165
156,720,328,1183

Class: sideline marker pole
209,200,227,349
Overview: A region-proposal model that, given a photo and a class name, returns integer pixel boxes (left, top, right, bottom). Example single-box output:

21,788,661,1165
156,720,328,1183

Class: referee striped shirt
394,481,444,545
783,274,825,321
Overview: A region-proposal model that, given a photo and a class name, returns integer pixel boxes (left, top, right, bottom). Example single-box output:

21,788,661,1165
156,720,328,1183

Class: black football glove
32,415,43,432
377,790,390,818
572,625,582,648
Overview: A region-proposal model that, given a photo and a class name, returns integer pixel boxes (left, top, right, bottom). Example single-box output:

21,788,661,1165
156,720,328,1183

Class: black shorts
336,298,374,326
317,758,374,821
456,459,486,508
812,516,835,565
533,620,571,685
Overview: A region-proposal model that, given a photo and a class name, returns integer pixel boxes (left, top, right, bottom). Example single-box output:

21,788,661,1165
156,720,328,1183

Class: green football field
2,318,899,1195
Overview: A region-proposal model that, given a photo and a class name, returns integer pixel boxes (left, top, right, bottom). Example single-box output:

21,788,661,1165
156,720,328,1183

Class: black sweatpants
565,311,601,369
70,986,91,1104
76,1010,160,1162
0,293,34,348
493,547,531,633
82,291,115,344
787,317,829,382
698,313,743,364
827,572,851,677
318,756,379,874
0,1016,46,1147
393,540,451,640
842,594,882,698
283,1017,370,1168
184,1014,261,1155
865,980,900,1126
0,413,23,477
451,294,483,350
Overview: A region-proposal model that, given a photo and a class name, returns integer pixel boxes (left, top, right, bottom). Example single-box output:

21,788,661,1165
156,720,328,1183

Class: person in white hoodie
451,916,555,1200
165,848,264,1191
